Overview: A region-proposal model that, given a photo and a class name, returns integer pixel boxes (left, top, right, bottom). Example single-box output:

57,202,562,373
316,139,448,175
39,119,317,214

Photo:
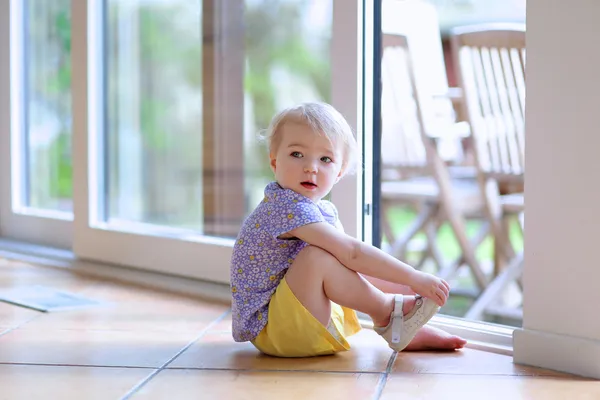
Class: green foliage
32,1,331,211
135,5,202,152
48,131,73,199
140,98,169,150
242,1,332,183
46,65,71,96
24,1,73,206
54,9,71,53
244,2,331,129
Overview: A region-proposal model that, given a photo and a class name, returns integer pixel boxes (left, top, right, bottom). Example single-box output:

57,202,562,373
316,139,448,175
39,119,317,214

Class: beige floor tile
4,273,230,332
0,364,151,400
131,369,381,400
0,302,40,327
0,258,48,273
0,327,199,368
380,374,599,400
79,281,223,307
392,348,569,376
169,329,393,372
208,313,233,332
0,264,98,292
0,257,96,284
17,299,228,333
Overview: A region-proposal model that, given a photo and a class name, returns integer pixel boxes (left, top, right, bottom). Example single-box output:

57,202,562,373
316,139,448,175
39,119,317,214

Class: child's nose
303,161,318,173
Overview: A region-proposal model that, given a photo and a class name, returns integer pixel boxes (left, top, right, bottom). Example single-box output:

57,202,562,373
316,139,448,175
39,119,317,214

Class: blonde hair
261,102,358,176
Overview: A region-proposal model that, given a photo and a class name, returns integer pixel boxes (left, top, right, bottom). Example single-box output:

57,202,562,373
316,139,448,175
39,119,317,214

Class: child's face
270,122,344,202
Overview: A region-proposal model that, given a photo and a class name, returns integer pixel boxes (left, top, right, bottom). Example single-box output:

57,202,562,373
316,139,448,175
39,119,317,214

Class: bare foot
403,325,467,351
401,296,416,315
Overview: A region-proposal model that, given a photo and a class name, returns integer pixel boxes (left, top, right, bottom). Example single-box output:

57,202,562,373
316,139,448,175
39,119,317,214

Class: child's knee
295,245,339,268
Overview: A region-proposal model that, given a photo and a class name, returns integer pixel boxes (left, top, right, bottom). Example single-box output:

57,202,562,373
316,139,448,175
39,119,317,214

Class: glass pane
243,0,333,208
104,1,203,230
377,0,525,327
101,0,333,237
23,1,73,212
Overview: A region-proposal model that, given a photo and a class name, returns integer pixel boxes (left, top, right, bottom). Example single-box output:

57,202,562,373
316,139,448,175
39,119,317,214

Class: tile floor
0,257,598,399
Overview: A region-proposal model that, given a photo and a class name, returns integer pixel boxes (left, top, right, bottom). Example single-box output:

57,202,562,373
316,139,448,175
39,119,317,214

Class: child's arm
289,222,450,306
333,218,416,296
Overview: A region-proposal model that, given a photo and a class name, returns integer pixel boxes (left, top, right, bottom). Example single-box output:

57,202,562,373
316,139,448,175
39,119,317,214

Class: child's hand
409,271,450,307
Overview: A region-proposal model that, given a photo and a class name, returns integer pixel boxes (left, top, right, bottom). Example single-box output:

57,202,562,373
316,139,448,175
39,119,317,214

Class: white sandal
373,294,439,352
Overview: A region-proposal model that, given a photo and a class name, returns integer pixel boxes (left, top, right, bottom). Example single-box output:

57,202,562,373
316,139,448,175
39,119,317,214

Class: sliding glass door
373,0,526,329
1,0,365,284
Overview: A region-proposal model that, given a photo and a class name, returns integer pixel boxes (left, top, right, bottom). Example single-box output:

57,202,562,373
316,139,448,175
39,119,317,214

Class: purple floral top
230,181,339,342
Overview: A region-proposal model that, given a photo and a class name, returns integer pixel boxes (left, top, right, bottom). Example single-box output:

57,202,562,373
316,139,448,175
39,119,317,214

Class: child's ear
269,154,277,173
335,167,344,183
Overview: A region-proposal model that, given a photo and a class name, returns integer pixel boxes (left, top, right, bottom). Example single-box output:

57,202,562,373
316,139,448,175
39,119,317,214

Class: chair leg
516,212,525,290
411,207,446,272
464,252,524,320
390,203,436,260
412,247,429,271
518,213,525,233
437,220,489,283
424,216,445,272
380,201,398,251
444,209,488,290
497,216,516,269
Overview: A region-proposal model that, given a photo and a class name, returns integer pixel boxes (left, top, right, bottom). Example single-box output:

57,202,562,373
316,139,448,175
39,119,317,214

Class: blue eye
321,156,332,163
291,151,303,158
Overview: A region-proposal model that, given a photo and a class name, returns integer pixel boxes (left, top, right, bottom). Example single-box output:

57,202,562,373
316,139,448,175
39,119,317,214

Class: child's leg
361,275,416,296
285,245,416,328
286,246,466,351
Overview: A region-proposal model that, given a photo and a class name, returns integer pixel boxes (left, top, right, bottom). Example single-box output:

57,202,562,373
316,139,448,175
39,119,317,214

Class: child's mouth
301,181,317,190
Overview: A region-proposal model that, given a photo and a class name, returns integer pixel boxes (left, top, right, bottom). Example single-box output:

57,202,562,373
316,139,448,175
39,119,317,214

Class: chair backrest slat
380,34,429,173
451,24,526,179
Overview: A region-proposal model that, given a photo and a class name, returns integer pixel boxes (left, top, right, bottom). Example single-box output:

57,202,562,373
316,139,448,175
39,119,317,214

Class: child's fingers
440,283,449,297
442,280,451,292
440,288,448,303
436,289,446,306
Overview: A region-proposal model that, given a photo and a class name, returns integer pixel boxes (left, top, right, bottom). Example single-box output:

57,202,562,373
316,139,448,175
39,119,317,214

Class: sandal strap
390,294,404,344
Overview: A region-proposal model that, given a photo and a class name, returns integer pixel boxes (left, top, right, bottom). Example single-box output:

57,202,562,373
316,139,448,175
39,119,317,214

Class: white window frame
0,0,73,249
330,0,367,241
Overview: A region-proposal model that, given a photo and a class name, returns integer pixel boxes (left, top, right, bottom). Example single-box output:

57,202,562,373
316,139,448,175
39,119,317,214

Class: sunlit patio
377,0,525,327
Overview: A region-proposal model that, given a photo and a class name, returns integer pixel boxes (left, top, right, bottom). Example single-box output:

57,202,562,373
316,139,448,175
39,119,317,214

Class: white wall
514,0,600,378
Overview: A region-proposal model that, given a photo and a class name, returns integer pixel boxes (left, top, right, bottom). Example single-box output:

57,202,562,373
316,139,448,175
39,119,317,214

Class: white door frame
0,0,73,249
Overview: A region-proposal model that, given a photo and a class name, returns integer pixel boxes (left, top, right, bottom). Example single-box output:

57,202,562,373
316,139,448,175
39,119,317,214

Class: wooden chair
380,32,491,292
449,23,526,321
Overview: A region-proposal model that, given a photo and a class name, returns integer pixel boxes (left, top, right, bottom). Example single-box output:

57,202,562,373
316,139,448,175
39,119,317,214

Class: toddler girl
230,102,466,357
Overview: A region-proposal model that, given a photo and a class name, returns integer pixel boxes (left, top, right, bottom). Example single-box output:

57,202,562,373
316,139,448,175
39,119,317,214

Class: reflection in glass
23,0,73,212
243,0,333,210
102,0,332,237
105,1,203,229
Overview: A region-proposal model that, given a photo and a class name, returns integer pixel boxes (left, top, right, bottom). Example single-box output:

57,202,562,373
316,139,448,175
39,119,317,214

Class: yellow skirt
251,277,362,357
